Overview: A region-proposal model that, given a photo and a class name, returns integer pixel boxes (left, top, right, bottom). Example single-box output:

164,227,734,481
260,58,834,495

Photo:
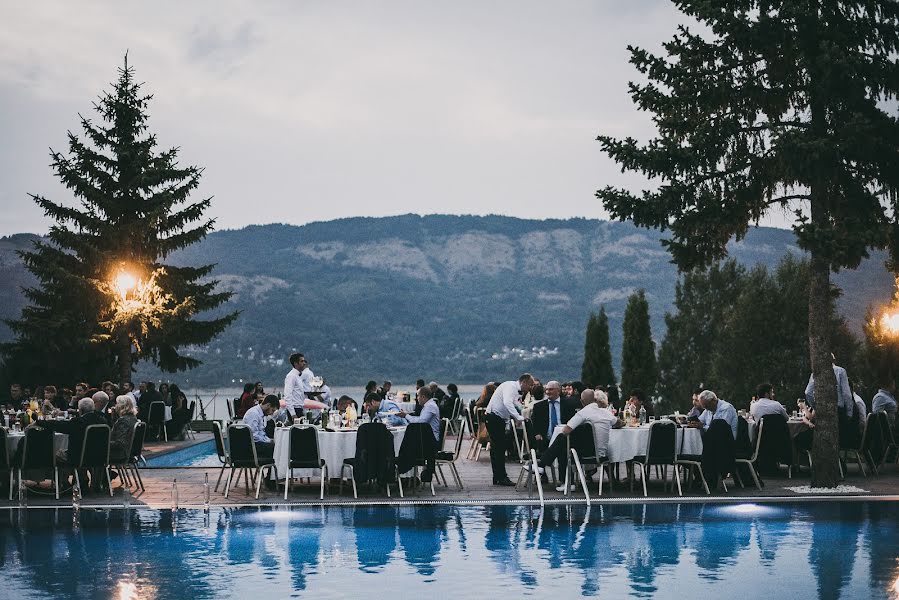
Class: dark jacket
396,422,437,476
138,390,163,421
531,397,579,440
755,414,792,474
701,418,736,487
42,411,107,462
352,422,396,485
110,414,137,461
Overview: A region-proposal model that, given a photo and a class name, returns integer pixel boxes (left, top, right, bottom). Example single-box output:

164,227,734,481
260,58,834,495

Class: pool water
1,502,897,599
146,440,220,467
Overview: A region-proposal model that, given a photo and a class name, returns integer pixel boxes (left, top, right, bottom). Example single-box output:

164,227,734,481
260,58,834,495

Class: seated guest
379,380,392,399
872,379,897,427
399,386,441,442
165,384,192,440
366,394,405,427
689,390,738,439
41,397,107,465
92,391,112,424
254,381,265,397
687,387,704,419
627,388,654,418
850,378,867,436
236,382,256,418
530,381,579,453
159,382,171,406
137,381,163,422
750,383,788,421
109,395,138,463
43,385,68,412
364,380,381,406
438,382,460,420
318,377,331,407
101,381,118,406
531,389,622,492
337,395,358,413
243,394,280,458
5,383,26,410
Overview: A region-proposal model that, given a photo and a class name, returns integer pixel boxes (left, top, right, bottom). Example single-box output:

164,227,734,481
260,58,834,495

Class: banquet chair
395,423,437,496
211,421,231,492
340,422,402,498
147,401,167,442
0,428,12,500
110,420,141,491
225,424,277,499
840,413,872,477
185,401,197,440
734,418,764,490
674,429,710,495
631,420,680,497
878,412,898,468
469,408,489,461
284,425,328,500
565,421,613,504
436,418,465,489
18,426,60,500
74,424,112,497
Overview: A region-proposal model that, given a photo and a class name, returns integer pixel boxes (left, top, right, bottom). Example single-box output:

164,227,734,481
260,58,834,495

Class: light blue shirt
700,398,738,439
872,389,897,425
376,398,406,427
242,404,272,444
805,365,854,416
405,398,441,441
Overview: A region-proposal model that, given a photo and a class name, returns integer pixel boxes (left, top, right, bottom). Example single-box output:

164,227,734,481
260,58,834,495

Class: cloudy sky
0,1,793,236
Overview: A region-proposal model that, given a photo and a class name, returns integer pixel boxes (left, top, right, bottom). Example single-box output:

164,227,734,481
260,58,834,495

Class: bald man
529,380,579,453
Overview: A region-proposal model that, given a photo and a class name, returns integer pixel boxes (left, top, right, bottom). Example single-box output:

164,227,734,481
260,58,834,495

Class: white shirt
805,365,854,416
242,404,271,443
750,398,787,421
320,384,331,406
566,404,619,457
700,398,738,439
301,367,315,389
487,380,525,422
283,367,306,410
854,393,867,432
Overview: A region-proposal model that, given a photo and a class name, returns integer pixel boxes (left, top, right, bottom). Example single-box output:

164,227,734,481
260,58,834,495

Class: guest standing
485,373,533,486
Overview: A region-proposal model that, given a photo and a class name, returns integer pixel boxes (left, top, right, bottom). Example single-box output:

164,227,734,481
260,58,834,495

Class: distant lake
182,384,485,421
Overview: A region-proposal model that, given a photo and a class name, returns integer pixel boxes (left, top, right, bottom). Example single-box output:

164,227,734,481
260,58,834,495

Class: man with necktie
529,380,579,455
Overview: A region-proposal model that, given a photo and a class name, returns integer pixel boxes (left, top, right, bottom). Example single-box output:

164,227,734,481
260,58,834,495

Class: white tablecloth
398,402,417,414
272,426,406,479
6,431,69,457
550,423,703,463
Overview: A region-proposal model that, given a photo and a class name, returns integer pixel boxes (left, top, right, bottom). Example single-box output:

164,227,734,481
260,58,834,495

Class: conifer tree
620,290,657,395
1,56,237,385
597,1,899,486
581,307,616,388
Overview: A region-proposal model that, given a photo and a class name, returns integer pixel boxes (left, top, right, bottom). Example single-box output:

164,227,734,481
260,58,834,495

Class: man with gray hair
530,380,579,454
92,391,111,424
690,390,738,439
42,396,108,466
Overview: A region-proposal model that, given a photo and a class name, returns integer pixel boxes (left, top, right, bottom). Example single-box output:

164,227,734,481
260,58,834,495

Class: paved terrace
4,432,898,508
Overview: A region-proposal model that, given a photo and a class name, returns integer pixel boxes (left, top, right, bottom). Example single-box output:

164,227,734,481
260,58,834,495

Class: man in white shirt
283,353,309,418
485,373,534,485
691,390,738,439
750,383,788,422
804,355,854,417
242,394,281,458
532,389,622,491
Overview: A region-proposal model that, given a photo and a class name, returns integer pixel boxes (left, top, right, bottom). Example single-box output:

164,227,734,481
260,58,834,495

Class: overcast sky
0,1,795,236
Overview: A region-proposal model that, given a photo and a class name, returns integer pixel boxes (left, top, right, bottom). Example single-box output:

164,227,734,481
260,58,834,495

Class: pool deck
4,432,899,508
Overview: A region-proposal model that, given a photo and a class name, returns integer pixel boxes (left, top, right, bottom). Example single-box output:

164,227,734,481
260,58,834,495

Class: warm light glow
117,581,139,600
114,271,138,300
881,310,899,336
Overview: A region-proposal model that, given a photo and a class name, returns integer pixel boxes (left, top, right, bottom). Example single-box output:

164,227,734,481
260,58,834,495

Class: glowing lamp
114,271,138,300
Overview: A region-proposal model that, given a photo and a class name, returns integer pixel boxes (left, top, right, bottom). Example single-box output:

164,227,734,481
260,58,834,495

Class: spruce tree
597,1,899,486
620,290,658,396
581,307,616,388
1,57,237,386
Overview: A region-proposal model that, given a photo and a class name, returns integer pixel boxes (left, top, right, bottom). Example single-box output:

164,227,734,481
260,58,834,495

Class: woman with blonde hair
109,395,138,462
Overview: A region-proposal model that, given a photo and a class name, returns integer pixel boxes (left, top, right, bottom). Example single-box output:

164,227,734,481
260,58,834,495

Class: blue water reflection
0,501,897,599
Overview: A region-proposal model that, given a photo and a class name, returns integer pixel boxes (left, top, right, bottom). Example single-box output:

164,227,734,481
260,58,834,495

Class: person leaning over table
365,393,405,427
485,373,534,486
528,389,623,492
687,387,704,419
688,390,738,439
750,383,788,421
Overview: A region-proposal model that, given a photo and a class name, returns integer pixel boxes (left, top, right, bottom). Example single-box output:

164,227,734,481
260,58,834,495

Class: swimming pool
1,502,896,598
145,440,220,467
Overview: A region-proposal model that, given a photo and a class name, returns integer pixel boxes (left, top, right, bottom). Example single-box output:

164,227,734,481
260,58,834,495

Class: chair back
439,417,449,449
212,421,229,461
568,421,599,461
398,422,436,467
130,421,147,463
288,425,321,469
748,417,764,462
864,412,889,463
450,397,462,421
188,400,196,421
147,401,165,426
879,410,897,445
227,399,235,420
0,428,9,469
78,424,111,469
21,426,55,469
451,416,466,458
644,420,677,464
227,424,259,468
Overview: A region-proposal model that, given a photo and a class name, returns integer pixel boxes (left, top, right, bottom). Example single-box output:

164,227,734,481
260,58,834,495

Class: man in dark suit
530,380,579,454
137,381,163,422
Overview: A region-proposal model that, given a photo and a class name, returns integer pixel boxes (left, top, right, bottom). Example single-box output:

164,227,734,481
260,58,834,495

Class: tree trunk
117,329,132,385
808,246,840,487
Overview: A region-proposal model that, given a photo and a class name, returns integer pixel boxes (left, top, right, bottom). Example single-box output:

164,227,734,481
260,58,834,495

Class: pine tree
1,56,237,386
597,1,899,486
581,307,616,388
620,290,658,396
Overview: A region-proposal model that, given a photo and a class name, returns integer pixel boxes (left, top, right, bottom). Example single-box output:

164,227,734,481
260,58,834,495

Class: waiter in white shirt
283,352,309,418
485,373,534,486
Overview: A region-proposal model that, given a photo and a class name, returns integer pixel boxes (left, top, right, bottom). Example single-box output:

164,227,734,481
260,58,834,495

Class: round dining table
550,422,703,463
5,430,69,457
272,425,407,479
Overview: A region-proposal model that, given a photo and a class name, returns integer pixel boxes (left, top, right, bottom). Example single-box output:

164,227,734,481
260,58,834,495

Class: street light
114,270,138,301
879,309,899,337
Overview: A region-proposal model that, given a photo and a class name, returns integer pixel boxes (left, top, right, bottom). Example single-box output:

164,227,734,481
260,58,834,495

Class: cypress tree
581,307,616,388
620,290,657,395
1,56,237,385
597,1,899,486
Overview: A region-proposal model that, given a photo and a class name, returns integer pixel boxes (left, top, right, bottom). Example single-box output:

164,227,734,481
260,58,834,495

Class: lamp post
113,268,139,385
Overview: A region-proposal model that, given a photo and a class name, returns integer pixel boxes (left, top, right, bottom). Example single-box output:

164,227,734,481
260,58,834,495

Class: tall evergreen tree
1,57,237,386
581,307,616,388
597,1,899,486
620,290,658,395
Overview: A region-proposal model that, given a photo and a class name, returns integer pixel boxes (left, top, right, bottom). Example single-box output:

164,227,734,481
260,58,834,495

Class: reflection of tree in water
809,502,862,600
352,505,398,573
485,505,538,588
396,505,451,578
694,512,751,580
865,502,899,597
